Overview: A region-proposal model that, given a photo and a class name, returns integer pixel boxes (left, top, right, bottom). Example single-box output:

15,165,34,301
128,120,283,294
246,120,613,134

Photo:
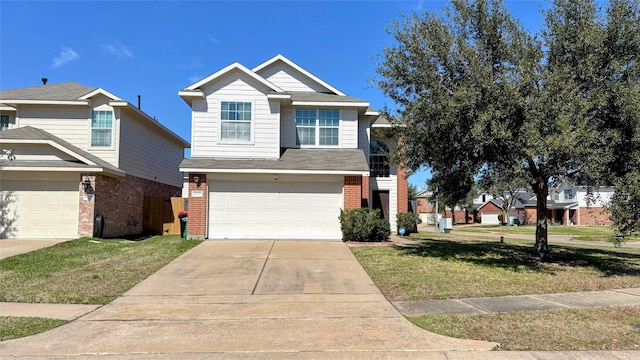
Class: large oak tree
376,0,640,257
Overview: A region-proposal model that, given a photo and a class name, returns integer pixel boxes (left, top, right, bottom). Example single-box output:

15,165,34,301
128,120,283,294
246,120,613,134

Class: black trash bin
178,211,188,239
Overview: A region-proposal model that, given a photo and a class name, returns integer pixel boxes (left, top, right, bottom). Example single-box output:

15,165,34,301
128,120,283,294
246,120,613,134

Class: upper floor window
91,110,113,147
564,188,574,200
221,101,252,142
0,115,9,131
370,140,390,177
295,109,339,146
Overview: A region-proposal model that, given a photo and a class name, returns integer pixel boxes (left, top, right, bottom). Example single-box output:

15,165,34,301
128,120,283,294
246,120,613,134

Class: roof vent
41,77,48,85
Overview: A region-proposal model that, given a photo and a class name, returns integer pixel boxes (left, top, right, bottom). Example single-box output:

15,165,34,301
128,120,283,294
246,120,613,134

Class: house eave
0,100,89,106
180,167,369,176
291,101,370,107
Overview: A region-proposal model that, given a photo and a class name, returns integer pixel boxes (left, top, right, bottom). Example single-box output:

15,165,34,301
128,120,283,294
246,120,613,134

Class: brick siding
187,174,207,239
361,175,370,208
578,207,612,225
78,173,181,238
343,176,362,210
397,167,408,213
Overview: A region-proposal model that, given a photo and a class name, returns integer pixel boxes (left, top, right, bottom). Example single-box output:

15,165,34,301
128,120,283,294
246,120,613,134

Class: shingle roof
288,92,367,104
0,126,124,176
0,82,96,101
180,148,369,173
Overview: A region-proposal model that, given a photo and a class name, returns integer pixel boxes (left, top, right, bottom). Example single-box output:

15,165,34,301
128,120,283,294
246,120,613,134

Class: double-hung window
295,109,339,146
564,188,574,200
91,110,113,147
0,115,9,131
220,101,252,142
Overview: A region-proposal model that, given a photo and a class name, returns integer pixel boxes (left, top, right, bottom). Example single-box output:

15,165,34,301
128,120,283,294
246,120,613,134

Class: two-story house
179,55,408,240
471,183,613,226
0,82,189,239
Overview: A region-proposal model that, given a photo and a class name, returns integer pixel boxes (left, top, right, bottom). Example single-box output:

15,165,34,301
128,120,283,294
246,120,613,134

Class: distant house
472,183,613,226
415,190,468,225
0,82,189,239
179,55,408,240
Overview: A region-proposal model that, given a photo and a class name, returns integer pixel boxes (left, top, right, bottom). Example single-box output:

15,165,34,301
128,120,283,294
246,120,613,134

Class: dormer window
91,110,113,147
295,109,339,146
564,188,574,200
370,140,390,177
1,115,9,131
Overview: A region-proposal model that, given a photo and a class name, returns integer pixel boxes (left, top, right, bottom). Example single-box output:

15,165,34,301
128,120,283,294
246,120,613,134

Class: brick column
77,173,96,237
187,174,207,239
343,176,362,210
397,167,409,213
361,175,370,207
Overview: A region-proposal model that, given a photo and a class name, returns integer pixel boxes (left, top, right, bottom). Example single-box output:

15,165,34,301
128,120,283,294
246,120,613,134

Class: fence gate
143,197,184,235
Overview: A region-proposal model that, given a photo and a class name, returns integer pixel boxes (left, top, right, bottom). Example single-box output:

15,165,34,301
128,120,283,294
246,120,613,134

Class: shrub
396,212,419,235
339,208,390,242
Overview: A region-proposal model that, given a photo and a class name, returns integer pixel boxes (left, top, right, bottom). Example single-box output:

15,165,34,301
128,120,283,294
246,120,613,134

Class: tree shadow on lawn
395,237,640,277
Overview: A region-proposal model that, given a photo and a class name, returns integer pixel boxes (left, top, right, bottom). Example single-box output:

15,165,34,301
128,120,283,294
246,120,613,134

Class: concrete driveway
0,239,67,260
0,240,495,358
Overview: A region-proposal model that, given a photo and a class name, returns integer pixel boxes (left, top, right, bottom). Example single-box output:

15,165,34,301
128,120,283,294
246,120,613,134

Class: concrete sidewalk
394,288,640,316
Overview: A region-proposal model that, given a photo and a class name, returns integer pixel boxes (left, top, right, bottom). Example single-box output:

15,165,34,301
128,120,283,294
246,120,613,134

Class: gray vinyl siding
15,105,120,167
280,106,295,148
118,110,184,187
358,118,370,160
257,62,331,93
341,109,358,148
191,71,280,159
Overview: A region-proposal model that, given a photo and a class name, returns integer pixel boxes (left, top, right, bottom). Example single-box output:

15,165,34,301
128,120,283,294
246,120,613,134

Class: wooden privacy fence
143,196,185,235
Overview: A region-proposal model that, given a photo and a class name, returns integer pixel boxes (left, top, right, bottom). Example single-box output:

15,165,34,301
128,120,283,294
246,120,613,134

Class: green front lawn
0,235,202,305
453,224,639,242
351,234,640,350
0,317,68,342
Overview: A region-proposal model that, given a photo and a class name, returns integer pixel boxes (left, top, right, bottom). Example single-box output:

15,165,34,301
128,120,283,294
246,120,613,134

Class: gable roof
1,82,189,148
0,82,96,101
252,54,346,96
184,62,284,93
0,126,125,176
180,148,369,175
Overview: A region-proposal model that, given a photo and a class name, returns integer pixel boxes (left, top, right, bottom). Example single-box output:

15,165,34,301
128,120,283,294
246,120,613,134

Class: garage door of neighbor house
1,179,79,239
481,213,500,225
209,181,343,240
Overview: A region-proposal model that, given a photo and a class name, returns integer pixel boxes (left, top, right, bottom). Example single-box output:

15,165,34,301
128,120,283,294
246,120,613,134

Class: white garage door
481,213,500,225
209,181,343,240
1,180,79,239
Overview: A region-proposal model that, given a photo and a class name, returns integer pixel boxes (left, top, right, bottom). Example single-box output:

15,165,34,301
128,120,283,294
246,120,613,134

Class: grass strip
0,235,202,304
0,317,67,341
409,306,640,351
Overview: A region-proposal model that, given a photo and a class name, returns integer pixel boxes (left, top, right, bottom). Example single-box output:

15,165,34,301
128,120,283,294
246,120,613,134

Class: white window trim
295,108,341,148
89,107,115,150
0,114,11,131
217,100,255,145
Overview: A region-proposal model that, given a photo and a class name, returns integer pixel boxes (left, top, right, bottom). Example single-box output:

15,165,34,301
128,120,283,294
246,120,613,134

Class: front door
372,190,390,221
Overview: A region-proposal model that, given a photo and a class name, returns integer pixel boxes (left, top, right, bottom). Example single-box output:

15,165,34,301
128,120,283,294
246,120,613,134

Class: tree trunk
533,181,549,257
451,207,456,225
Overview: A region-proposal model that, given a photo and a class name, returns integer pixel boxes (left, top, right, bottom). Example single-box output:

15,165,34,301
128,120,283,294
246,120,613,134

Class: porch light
193,175,200,186
82,177,92,193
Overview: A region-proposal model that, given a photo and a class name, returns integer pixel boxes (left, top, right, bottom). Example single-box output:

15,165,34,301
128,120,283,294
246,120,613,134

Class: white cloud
51,47,79,68
102,41,134,60
207,35,220,43
188,75,201,84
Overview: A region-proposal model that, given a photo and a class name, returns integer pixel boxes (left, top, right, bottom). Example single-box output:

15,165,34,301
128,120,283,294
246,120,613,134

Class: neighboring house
413,189,469,225
472,183,613,226
0,82,189,239
179,54,408,240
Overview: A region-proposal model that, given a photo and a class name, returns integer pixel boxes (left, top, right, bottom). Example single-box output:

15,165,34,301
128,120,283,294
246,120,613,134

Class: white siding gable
577,187,614,207
191,70,280,159
257,62,333,93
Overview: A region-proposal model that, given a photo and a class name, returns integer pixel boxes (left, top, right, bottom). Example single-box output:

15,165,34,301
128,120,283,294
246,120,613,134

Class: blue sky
0,0,548,189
